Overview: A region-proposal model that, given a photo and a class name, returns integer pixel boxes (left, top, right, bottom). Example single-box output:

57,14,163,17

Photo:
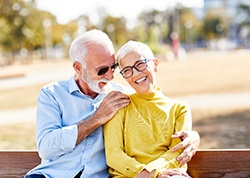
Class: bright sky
35,0,204,26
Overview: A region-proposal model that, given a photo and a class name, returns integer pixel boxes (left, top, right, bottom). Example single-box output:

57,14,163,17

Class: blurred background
0,0,249,150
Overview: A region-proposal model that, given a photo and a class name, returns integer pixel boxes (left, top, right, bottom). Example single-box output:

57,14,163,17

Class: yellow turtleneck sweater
103,88,192,178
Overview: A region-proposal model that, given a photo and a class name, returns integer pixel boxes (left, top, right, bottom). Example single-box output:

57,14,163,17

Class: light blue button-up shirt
25,76,132,178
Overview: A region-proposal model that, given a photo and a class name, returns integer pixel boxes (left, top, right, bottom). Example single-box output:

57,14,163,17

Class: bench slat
187,149,250,178
0,150,250,178
0,151,40,178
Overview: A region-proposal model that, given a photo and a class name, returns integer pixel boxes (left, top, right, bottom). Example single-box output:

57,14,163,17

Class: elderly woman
104,41,193,178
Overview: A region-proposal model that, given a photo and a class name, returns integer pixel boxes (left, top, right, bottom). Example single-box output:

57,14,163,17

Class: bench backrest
0,149,250,178
187,149,250,178
0,151,40,178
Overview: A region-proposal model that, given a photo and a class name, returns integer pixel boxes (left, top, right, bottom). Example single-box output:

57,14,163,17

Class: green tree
137,10,169,44
0,0,60,62
0,0,28,61
135,9,170,54
101,15,129,47
179,8,200,49
200,10,228,40
236,3,250,47
237,3,250,26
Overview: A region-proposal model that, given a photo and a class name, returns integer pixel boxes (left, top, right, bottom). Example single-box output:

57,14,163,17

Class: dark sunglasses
95,63,118,76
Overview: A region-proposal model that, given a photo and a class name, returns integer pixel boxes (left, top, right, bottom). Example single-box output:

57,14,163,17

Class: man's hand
171,130,200,166
76,91,129,145
95,91,130,124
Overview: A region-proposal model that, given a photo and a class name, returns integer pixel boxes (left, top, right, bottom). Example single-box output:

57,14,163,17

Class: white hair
69,29,114,66
116,40,154,66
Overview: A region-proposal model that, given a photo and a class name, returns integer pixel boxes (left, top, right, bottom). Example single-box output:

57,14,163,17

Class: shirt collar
69,76,81,94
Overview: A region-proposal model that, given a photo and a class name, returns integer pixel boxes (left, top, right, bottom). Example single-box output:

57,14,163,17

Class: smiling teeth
136,77,146,83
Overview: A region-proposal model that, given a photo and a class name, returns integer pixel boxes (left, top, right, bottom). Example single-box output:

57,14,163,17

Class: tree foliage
200,10,227,40
101,15,129,47
135,9,170,54
0,0,248,64
237,3,250,26
0,0,58,62
179,8,200,45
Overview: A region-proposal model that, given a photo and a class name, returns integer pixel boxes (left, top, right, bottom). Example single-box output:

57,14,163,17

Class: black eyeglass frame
119,59,152,79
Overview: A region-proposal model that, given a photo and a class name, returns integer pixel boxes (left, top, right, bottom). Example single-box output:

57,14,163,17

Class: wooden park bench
0,149,249,178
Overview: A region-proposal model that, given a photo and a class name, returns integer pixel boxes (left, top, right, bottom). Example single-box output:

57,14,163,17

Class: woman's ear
153,58,159,72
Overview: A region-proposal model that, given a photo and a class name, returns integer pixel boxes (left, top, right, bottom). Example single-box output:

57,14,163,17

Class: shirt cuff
61,124,78,151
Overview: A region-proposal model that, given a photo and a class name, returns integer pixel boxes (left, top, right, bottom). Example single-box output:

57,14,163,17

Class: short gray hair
116,40,154,66
69,29,114,65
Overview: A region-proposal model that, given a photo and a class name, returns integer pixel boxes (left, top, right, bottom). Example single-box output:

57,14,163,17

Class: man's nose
105,68,114,80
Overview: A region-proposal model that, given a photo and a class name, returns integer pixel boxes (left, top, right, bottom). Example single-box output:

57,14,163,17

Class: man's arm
37,89,129,160
171,130,200,166
76,91,130,145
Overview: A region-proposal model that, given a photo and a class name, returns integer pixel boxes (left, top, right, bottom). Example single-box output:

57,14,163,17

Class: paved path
178,92,250,111
0,63,73,90
0,106,37,125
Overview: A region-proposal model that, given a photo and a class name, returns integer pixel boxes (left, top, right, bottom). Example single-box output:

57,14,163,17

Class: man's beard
81,70,111,94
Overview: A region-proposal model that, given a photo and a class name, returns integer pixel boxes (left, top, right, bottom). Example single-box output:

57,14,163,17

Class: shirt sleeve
103,108,145,177
144,100,192,177
36,88,78,160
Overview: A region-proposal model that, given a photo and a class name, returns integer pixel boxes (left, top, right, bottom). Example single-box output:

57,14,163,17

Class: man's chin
88,80,111,94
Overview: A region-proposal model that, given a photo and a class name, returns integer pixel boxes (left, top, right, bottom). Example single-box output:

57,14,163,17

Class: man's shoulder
43,79,68,88
41,78,70,92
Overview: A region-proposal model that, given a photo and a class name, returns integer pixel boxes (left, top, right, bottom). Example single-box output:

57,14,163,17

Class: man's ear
73,61,82,73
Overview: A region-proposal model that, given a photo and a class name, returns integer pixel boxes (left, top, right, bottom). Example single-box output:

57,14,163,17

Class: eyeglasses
120,59,152,79
92,63,118,76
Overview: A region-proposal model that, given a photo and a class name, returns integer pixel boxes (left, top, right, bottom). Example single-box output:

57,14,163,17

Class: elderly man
25,29,199,178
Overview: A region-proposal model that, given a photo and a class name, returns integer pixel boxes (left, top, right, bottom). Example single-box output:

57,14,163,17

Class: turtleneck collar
134,87,165,100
